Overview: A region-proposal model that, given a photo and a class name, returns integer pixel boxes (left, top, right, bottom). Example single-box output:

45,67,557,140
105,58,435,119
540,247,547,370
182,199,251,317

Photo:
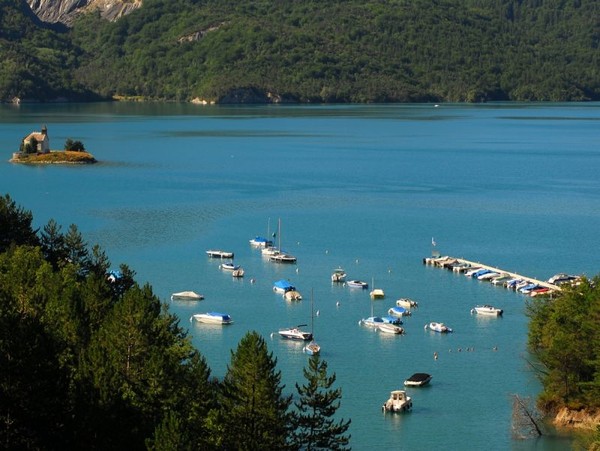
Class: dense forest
0,0,599,103
0,194,351,450
527,278,600,414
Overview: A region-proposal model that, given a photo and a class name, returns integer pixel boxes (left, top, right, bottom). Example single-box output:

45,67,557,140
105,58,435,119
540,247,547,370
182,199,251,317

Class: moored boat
388,306,411,317
396,298,418,309
347,280,368,289
273,279,296,294
370,288,385,299
278,325,312,341
284,290,303,301
303,291,320,355
359,316,385,328
269,218,297,263
425,322,453,333
249,236,273,247
270,252,297,264
206,249,234,259
220,262,241,271
378,323,404,334
261,246,280,256
303,340,321,355
170,291,204,301
190,312,233,325
331,267,347,283
232,267,245,278
382,390,412,413
404,373,432,387
381,315,402,325
471,305,503,316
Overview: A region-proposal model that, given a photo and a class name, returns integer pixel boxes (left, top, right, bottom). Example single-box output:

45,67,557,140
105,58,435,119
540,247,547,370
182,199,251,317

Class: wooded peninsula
1,0,599,104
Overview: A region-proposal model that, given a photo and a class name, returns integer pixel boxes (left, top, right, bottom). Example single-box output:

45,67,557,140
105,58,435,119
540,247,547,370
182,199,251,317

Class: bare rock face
27,0,142,26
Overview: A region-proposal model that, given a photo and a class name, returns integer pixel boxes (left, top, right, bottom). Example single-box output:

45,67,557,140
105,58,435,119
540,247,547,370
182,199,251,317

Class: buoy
270,332,274,339
336,301,340,307
316,310,320,316
434,352,438,360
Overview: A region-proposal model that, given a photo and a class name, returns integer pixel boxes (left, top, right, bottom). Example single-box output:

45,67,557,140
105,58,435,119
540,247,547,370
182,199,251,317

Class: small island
10,125,97,164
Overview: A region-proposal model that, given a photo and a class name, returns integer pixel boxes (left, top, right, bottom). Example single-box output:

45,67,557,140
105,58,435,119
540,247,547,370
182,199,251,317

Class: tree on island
64,138,85,151
292,355,351,450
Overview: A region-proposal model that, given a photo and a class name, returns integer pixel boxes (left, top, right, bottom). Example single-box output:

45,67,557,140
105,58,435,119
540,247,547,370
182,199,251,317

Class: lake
2,102,598,449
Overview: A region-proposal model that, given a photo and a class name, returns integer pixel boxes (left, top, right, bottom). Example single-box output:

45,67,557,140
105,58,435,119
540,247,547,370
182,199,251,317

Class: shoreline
9,150,97,165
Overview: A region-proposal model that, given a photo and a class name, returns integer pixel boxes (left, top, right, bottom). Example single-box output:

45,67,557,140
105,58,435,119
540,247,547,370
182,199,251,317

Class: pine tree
292,355,351,450
40,218,67,269
0,193,39,253
217,331,292,450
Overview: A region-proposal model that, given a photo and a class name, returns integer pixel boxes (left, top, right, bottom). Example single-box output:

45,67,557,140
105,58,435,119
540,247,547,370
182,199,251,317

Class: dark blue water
2,102,598,449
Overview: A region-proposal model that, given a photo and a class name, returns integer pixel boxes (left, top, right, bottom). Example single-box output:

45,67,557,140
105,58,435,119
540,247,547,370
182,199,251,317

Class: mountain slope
2,0,599,103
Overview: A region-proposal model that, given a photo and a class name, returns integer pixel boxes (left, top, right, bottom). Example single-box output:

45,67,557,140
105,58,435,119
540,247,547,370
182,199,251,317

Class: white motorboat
331,267,347,283
396,298,418,309
471,305,503,316
425,322,453,333
382,390,412,413
378,323,404,334
346,280,368,289
388,306,411,317
477,271,499,281
277,325,313,341
190,312,233,325
220,262,241,271
206,249,234,259
171,291,204,301
404,373,432,387
170,291,204,301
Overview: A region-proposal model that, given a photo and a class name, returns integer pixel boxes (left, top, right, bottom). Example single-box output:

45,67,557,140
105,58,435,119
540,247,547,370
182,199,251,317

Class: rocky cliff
27,0,141,26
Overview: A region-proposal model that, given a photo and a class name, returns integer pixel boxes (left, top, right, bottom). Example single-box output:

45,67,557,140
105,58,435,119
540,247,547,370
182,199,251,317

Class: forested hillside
1,0,599,103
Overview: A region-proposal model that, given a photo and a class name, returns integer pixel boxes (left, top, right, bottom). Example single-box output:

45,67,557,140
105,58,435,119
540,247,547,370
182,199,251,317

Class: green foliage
1,0,600,102
293,355,351,450
0,194,39,252
217,331,293,450
526,276,600,412
64,138,86,151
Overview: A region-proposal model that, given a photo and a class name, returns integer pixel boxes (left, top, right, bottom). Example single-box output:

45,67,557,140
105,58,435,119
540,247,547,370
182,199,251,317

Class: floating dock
423,256,561,293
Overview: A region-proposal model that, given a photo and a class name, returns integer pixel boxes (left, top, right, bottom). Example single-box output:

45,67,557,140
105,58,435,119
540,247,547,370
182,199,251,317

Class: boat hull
471,306,503,316
206,250,234,259
347,280,368,289
171,291,204,301
191,313,233,325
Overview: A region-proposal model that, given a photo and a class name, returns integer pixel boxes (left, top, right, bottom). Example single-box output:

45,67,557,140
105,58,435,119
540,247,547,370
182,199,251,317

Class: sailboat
359,296,384,328
250,217,274,247
303,290,321,355
269,218,297,263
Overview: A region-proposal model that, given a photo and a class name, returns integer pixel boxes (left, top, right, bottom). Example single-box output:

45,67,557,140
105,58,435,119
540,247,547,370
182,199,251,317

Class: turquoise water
2,102,599,449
